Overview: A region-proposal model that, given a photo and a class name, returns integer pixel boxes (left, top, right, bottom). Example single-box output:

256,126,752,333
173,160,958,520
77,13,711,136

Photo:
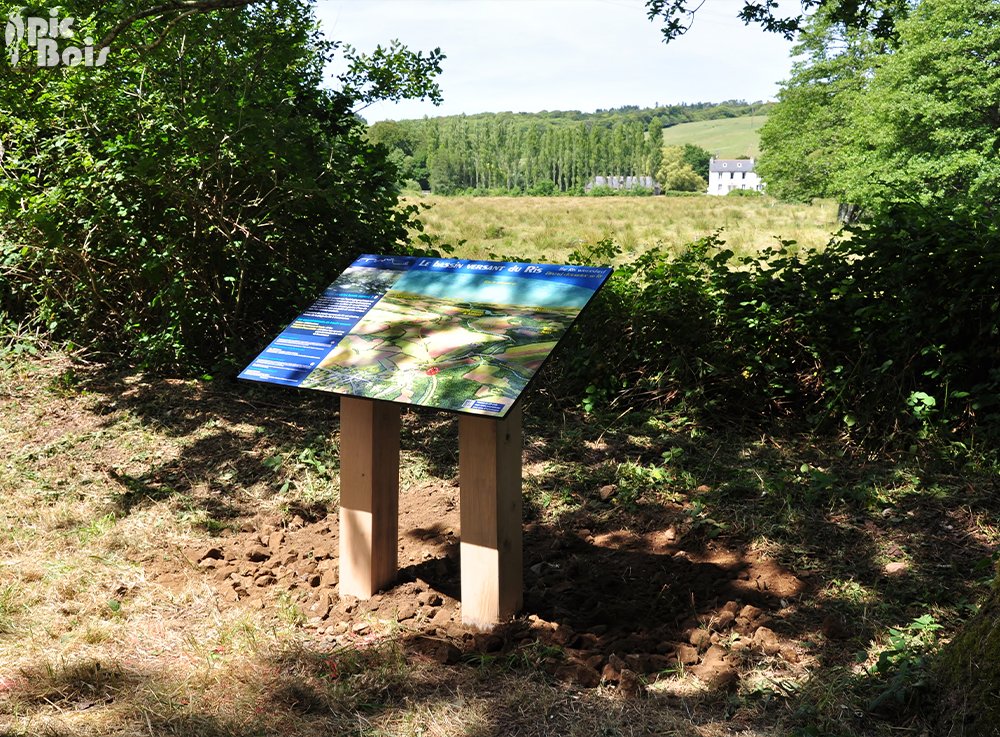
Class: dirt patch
144,473,809,694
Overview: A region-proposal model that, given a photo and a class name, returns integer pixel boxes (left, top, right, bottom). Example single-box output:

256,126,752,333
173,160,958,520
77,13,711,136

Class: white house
707,158,764,195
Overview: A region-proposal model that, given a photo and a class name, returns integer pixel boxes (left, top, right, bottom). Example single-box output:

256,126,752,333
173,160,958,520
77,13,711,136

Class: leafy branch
645,0,909,43
338,40,446,113
97,0,260,49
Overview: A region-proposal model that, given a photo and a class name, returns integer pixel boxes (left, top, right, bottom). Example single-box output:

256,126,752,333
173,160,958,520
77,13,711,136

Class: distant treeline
369,101,771,195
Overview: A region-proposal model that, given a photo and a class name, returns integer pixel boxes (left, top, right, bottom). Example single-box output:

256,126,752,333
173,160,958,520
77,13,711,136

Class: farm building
708,158,764,195
585,175,660,194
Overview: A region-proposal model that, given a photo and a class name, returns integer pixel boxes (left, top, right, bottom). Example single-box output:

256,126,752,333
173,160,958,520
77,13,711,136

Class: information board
239,254,612,417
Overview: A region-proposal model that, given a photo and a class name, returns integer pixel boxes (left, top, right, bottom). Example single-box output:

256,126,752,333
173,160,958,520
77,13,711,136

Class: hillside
661,116,767,159
379,101,772,130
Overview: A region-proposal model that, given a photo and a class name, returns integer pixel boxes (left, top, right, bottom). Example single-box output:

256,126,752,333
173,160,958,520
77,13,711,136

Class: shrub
527,180,558,196
585,185,654,197
585,186,618,197
0,2,423,372
551,201,1000,441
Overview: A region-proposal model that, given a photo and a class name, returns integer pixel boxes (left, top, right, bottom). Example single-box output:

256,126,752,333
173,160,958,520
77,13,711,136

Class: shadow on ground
23,362,995,735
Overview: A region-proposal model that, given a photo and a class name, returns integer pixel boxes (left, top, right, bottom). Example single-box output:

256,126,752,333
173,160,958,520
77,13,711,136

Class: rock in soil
752,626,782,656
430,606,453,626
418,591,443,607
408,636,461,665
308,592,333,620
675,644,699,666
395,602,418,622
191,547,223,564
689,628,712,651
720,600,741,616
556,661,601,688
780,645,800,663
245,545,270,563
689,645,738,690
602,653,627,682
821,614,850,640
320,569,339,588
712,609,736,630
254,573,277,588
471,633,504,653
617,668,645,699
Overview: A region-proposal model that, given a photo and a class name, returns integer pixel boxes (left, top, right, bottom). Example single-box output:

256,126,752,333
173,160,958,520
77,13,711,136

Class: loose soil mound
156,477,809,693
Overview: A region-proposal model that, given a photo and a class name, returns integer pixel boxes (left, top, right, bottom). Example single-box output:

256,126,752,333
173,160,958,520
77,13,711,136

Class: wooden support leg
338,397,400,599
459,405,523,629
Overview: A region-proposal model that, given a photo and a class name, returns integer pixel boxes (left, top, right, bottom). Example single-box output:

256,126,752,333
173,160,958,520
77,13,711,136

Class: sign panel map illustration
239,254,613,417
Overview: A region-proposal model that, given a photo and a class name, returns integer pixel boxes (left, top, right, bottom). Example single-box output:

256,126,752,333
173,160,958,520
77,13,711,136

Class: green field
661,115,767,158
408,194,839,264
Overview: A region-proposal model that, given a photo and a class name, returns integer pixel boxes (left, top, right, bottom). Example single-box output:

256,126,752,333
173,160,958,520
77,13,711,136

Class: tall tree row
368,101,768,194
413,116,662,194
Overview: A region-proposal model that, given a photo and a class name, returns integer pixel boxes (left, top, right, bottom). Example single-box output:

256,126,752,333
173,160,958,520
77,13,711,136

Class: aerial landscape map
239,254,613,417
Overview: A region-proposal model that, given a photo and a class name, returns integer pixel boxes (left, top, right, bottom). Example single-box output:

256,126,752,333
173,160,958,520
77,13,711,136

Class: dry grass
0,355,706,737
2,351,993,737
407,195,840,264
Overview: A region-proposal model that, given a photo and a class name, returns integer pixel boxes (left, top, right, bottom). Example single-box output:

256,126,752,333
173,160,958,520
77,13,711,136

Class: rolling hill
661,115,767,158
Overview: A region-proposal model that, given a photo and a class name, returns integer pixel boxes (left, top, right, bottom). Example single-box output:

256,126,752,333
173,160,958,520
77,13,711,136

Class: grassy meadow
660,116,767,158
408,194,840,264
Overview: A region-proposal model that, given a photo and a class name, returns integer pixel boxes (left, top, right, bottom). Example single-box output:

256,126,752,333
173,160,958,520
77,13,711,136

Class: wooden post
459,405,523,629
338,397,401,599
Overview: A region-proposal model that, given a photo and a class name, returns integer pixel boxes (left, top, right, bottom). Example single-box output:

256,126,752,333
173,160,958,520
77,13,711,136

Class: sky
314,0,798,122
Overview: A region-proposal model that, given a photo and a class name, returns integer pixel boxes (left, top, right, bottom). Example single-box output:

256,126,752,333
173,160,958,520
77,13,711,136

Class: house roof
709,158,755,173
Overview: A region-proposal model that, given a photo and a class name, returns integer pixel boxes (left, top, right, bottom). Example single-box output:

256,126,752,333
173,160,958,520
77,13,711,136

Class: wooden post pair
337,397,522,629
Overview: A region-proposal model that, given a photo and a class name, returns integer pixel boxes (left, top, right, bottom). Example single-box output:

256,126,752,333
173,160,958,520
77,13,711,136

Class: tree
758,0,1000,214
365,103,765,195
368,121,431,188
679,143,712,180
92,0,263,47
756,4,883,202
657,145,706,192
936,582,1000,735
750,1,1000,729
645,0,911,43
338,39,444,112
843,0,1000,216
0,1,443,369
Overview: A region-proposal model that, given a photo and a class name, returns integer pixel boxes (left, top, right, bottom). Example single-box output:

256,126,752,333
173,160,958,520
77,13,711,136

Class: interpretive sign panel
239,254,612,417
